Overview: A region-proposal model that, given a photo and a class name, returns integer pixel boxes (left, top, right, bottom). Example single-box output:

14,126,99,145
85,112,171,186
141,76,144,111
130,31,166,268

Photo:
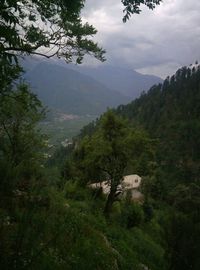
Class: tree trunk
104,188,116,218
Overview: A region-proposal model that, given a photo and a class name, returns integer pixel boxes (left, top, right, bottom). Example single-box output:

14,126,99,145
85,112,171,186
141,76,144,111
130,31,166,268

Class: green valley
1,1,199,270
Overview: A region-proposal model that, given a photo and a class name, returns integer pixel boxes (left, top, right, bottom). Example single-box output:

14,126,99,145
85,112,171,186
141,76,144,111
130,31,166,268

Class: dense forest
70,64,200,270
1,1,200,270
1,62,200,269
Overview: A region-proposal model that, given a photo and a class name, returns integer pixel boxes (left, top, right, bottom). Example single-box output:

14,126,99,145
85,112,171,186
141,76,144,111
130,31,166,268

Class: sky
82,0,200,78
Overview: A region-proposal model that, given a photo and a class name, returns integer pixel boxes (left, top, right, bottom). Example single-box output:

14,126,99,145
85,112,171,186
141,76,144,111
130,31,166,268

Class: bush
64,180,91,201
121,202,144,228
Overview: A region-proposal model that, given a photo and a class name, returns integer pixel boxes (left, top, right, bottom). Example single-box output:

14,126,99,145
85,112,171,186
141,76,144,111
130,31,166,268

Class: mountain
74,64,200,270
79,64,200,189
115,64,200,135
22,57,162,116
114,64,200,189
24,61,129,115
69,64,163,99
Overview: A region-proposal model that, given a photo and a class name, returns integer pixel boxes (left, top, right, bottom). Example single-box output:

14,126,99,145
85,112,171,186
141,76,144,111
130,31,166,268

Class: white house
89,174,143,201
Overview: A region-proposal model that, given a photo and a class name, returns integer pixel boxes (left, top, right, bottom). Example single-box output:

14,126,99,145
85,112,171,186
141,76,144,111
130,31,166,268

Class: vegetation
116,65,200,194
42,64,200,269
73,110,154,216
1,63,200,269
1,1,199,270
0,0,105,65
0,0,160,67
122,0,162,22
59,64,200,269
115,64,200,270
40,114,96,147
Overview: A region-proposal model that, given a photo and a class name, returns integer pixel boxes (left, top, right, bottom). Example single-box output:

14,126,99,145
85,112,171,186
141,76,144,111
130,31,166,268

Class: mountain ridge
24,61,129,115
63,63,163,98
22,57,162,116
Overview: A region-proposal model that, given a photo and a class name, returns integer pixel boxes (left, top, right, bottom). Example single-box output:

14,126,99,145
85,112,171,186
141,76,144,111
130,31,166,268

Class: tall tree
0,0,105,65
0,82,45,196
0,0,162,92
75,110,154,216
0,0,162,66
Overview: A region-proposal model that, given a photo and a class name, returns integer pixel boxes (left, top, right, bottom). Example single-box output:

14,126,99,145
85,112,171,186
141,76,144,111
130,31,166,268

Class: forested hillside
1,0,199,269
116,64,200,191
73,64,200,270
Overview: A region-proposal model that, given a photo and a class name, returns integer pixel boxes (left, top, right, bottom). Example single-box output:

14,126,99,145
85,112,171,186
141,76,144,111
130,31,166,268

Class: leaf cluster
122,0,162,22
0,0,105,66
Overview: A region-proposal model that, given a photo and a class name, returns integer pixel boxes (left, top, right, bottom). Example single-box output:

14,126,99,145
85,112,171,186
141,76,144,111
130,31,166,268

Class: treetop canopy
0,0,162,66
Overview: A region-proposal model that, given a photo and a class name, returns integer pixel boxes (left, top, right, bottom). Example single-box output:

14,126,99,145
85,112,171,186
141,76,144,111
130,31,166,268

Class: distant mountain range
22,58,162,115
24,62,129,115
70,64,163,99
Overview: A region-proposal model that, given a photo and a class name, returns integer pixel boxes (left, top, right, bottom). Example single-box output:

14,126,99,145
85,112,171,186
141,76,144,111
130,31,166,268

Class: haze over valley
1,1,200,269
22,57,162,145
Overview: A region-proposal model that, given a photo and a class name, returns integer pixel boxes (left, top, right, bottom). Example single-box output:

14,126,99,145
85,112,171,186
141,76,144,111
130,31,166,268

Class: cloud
82,0,200,78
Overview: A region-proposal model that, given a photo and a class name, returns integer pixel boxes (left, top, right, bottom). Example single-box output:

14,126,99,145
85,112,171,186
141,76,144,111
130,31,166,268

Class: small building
89,174,143,201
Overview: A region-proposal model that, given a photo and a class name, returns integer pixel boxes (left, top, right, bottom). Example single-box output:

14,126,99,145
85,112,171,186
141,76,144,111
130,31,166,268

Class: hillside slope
25,62,129,115
116,64,200,187
75,64,200,270
71,64,163,99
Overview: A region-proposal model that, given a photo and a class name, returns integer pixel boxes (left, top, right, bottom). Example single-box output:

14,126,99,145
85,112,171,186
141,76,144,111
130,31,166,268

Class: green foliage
105,223,166,270
115,64,200,269
0,62,49,269
40,64,200,270
55,181,167,270
169,183,200,216
0,179,167,269
120,201,145,228
1,1,199,268
164,210,200,270
40,115,97,148
122,0,162,22
0,0,105,67
116,65,200,190
64,180,91,202
0,83,46,195
73,110,154,215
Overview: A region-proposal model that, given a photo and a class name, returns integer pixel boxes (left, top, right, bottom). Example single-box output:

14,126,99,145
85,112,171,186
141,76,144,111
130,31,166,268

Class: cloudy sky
82,0,200,78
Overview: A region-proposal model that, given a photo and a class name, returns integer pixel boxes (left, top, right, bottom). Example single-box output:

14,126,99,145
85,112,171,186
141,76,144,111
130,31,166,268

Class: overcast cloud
82,0,200,78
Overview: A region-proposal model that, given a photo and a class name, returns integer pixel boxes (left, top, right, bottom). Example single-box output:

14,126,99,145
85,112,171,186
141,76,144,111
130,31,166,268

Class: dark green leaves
0,0,105,64
122,0,162,22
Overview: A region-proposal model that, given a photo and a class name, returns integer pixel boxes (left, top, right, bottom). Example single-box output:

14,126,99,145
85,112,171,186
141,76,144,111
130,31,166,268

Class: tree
0,1,163,268
163,183,200,270
0,0,107,99
0,0,162,66
0,79,50,269
75,110,154,216
0,82,46,196
122,0,162,22
0,0,162,94
0,0,105,65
